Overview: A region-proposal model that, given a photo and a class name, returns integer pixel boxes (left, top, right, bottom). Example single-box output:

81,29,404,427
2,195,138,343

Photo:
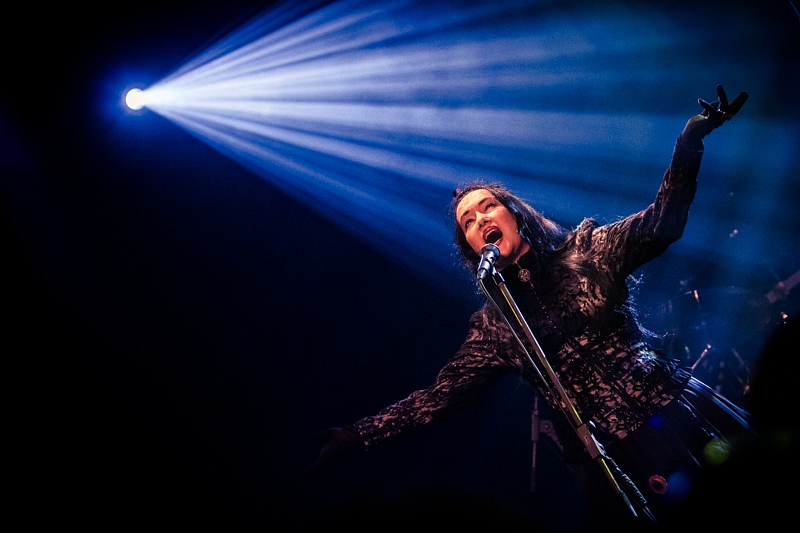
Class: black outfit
303,89,758,530
347,141,756,529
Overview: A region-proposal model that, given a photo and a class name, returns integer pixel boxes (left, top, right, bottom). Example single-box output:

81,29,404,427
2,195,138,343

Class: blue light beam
125,0,799,298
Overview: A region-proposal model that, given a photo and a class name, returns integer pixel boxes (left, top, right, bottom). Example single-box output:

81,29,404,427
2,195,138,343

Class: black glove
678,84,748,150
299,426,364,479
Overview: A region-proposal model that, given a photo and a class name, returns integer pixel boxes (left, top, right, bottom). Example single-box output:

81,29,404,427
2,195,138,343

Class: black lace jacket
354,143,703,445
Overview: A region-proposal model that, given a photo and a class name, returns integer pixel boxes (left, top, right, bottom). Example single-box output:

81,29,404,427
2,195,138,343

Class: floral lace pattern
354,144,703,444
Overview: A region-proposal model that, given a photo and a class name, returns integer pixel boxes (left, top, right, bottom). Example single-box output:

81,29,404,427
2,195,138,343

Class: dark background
4,1,798,529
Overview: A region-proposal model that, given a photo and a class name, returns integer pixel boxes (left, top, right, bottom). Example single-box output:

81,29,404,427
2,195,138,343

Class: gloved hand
678,84,748,150
299,426,364,479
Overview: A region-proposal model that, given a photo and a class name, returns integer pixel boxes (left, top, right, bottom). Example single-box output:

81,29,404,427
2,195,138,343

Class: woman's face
456,189,530,271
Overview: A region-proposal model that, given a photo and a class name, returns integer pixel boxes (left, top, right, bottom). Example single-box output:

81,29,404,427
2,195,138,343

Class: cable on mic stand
476,256,657,525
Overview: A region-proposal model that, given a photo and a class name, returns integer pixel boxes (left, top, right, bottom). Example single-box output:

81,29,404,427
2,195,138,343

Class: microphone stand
479,265,656,524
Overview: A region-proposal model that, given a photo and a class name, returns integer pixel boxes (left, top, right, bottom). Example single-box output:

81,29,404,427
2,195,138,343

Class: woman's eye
464,219,473,229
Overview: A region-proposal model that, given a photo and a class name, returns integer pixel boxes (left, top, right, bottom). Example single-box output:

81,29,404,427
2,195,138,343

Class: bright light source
125,88,147,110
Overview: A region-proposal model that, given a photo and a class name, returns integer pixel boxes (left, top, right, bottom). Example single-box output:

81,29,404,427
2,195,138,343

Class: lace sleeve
575,146,703,278
353,307,516,445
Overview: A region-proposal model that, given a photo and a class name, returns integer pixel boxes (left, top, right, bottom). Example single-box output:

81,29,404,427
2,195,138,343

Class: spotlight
125,88,148,110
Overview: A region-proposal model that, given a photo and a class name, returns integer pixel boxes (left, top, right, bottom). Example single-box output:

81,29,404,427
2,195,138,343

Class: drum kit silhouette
651,270,799,408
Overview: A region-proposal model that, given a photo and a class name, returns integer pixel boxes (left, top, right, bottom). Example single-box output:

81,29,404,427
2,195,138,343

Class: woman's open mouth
484,228,502,244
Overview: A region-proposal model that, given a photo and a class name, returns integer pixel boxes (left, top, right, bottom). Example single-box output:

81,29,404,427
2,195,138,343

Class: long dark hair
449,182,570,273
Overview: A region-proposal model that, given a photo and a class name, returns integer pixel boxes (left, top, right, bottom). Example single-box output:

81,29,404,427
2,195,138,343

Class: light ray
124,0,799,299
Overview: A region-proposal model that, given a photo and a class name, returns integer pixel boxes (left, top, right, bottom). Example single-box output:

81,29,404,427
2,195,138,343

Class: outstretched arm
588,85,749,275
299,309,516,479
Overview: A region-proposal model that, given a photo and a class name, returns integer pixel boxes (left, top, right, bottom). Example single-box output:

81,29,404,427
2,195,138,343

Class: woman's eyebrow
459,197,491,224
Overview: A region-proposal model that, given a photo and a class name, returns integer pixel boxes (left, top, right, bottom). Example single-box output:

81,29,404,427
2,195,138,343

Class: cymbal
683,286,770,312
652,285,776,345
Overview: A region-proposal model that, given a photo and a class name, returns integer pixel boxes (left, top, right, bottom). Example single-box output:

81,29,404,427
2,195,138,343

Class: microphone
477,243,500,280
